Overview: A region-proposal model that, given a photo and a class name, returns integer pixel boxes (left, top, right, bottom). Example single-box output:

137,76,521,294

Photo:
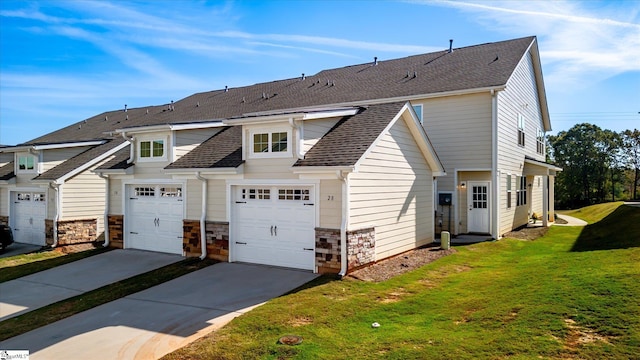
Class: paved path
554,214,588,226
0,249,180,321
1,262,318,360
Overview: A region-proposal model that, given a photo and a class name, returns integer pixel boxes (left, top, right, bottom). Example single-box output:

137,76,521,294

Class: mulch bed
348,244,456,282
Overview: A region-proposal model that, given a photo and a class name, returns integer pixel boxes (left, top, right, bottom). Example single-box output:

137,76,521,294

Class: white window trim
248,128,293,159
137,136,169,162
506,174,512,209
412,104,423,124
16,153,38,174
517,114,525,147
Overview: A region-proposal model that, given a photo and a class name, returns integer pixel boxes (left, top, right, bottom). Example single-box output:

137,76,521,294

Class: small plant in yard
164,203,640,360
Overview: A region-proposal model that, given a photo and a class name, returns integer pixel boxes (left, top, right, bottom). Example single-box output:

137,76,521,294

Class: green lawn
0,246,111,283
165,203,640,360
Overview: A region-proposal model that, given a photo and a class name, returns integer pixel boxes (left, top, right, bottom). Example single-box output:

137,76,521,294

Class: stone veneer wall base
205,221,229,261
107,215,124,249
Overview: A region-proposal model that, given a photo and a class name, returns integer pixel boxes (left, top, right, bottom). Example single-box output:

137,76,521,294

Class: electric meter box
439,193,452,206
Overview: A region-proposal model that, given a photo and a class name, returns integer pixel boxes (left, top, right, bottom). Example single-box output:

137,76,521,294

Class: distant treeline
547,124,640,209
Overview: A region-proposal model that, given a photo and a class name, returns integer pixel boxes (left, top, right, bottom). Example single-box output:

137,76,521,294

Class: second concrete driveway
0,249,181,321
2,262,318,360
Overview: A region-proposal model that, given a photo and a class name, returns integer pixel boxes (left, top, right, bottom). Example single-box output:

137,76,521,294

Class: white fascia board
5,140,106,152
401,103,446,176
92,168,132,176
113,121,224,134
0,178,16,185
524,158,562,172
163,167,243,175
225,107,359,126
291,166,355,174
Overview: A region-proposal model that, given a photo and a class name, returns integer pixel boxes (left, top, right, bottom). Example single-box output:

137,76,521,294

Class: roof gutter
121,132,135,164
338,170,350,277
97,173,110,247
289,118,304,160
49,182,61,248
195,172,208,260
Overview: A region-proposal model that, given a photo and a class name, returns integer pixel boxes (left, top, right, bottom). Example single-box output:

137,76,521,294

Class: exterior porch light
460,182,466,189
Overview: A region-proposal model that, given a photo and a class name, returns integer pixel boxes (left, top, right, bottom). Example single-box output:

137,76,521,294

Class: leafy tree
621,129,640,199
547,123,622,208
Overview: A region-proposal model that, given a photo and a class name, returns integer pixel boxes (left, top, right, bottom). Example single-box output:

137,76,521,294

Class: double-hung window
517,114,525,147
250,129,291,158
516,176,527,206
536,129,545,154
506,174,512,209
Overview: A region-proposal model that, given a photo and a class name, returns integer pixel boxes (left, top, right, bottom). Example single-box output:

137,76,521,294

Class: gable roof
32,137,128,182
0,162,15,181
165,126,243,170
294,103,406,167
21,36,538,145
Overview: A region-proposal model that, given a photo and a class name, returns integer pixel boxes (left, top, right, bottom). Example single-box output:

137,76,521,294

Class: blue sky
1,0,638,145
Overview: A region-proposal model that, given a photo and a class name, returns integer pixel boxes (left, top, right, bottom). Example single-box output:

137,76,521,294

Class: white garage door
126,185,184,255
11,191,46,245
232,186,315,271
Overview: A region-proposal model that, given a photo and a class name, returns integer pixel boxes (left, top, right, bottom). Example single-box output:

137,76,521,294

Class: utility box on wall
439,193,452,206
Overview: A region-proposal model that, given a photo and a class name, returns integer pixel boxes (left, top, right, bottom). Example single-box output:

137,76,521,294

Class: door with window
125,185,184,254
467,181,490,234
231,186,315,270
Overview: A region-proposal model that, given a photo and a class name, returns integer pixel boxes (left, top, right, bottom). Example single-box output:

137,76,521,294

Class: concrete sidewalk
554,214,588,226
1,262,318,360
0,249,180,321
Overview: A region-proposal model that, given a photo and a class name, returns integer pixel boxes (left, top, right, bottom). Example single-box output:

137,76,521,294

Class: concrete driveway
0,249,180,321
1,262,318,360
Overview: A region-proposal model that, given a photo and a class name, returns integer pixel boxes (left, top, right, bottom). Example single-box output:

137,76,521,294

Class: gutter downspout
338,170,350,277
49,182,61,248
121,132,135,164
196,172,208,260
97,173,110,247
491,89,499,239
289,118,304,160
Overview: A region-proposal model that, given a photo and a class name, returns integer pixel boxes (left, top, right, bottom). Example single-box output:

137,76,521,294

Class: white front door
126,185,184,254
467,181,490,234
10,191,46,245
232,186,315,270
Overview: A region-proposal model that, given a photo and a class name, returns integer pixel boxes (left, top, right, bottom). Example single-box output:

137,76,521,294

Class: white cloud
413,0,640,88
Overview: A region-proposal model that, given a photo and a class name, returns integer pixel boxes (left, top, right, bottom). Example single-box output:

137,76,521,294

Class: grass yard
0,246,111,283
165,203,640,360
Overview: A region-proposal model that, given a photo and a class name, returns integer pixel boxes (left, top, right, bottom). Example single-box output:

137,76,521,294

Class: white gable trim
3,140,106,153
35,141,131,184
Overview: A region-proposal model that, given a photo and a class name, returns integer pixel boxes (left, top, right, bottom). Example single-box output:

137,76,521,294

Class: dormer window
17,154,37,173
250,129,291,158
138,137,167,161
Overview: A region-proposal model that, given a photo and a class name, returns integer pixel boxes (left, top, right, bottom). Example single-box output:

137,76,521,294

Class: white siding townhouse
2,36,560,274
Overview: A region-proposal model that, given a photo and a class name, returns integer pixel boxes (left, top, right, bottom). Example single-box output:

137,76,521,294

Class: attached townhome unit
0,137,128,246
4,36,560,274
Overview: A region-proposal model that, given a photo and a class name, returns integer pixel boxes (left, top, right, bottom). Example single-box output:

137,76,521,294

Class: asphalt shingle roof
0,162,15,181
21,36,535,146
33,137,127,181
165,126,243,169
95,146,134,171
294,102,407,167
